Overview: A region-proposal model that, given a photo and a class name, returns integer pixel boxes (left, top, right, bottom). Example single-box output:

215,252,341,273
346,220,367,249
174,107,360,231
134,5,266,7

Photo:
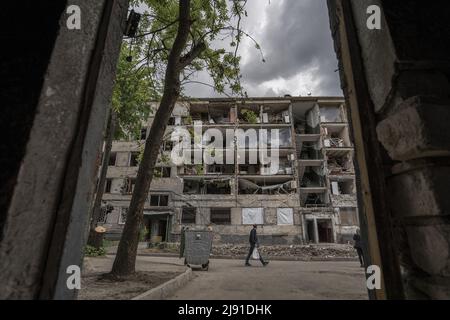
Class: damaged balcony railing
323,137,345,148
238,178,297,195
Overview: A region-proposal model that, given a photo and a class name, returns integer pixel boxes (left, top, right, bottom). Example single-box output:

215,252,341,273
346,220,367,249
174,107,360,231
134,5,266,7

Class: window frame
210,208,231,225
181,207,196,224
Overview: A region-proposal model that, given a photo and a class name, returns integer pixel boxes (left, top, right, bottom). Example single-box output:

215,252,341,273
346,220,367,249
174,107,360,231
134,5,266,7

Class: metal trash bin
183,230,213,271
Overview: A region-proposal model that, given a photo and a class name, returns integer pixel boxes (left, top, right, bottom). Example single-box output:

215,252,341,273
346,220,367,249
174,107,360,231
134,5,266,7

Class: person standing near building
245,225,269,267
353,228,364,267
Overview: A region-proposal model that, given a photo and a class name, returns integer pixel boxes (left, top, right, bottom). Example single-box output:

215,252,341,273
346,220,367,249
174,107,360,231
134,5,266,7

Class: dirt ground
77,256,186,300
78,271,180,300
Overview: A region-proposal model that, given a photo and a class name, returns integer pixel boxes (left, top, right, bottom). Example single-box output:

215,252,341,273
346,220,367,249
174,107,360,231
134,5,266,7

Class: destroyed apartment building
99,97,359,244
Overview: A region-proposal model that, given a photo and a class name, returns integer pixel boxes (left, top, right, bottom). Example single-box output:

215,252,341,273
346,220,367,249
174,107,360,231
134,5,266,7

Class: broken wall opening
301,193,327,207
183,178,231,194
327,154,353,175
317,219,333,243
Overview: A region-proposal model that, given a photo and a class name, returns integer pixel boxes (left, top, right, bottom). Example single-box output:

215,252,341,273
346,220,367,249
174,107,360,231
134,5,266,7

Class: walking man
245,225,269,267
353,228,365,267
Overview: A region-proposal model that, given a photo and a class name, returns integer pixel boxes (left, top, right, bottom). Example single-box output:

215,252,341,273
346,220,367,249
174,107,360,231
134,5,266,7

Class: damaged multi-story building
100,97,359,244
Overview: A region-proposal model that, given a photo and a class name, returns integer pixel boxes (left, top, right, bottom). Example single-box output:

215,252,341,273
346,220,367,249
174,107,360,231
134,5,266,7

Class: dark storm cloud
241,0,341,96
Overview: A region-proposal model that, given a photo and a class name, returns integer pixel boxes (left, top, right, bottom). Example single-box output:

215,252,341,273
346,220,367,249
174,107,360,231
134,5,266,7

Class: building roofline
150,96,345,103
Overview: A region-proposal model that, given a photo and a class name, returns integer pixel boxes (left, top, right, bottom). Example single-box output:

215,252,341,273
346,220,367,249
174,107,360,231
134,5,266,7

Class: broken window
181,207,196,224
302,193,326,207
331,180,354,195
327,154,353,174
150,194,169,207
277,208,294,225
238,106,260,123
122,178,136,194
261,105,290,124
262,128,292,148
207,164,235,174
205,179,231,194
109,152,117,166
242,208,264,225
183,178,231,194
119,207,128,225
239,164,259,175
129,152,139,167
208,107,231,124
154,167,171,178
140,127,147,140
301,168,325,188
183,165,204,176
210,208,231,225
162,140,173,151
339,207,358,226
299,141,322,160
323,126,350,148
319,106,342,122
105,178,112,193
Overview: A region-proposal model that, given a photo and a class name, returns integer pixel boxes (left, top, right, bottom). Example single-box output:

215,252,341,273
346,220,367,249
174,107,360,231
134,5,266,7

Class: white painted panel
277,208,294,225
242,208,264,225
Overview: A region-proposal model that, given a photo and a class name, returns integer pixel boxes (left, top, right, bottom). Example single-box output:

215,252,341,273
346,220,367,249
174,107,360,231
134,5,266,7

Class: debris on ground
140,243,357,260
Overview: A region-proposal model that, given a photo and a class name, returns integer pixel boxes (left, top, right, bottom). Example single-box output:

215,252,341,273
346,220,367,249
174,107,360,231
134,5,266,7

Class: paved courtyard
154,256,369,300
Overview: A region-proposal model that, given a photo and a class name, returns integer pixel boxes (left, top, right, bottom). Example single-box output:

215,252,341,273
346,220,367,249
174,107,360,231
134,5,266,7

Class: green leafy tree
112,42,156,140
88,42,155,246
110,0,261,277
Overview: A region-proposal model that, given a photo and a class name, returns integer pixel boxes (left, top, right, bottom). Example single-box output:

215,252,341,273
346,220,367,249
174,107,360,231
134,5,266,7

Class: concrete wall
0,0,129,299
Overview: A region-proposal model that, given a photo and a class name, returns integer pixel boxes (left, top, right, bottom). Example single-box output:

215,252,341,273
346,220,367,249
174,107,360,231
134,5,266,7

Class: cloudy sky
184,0,343,98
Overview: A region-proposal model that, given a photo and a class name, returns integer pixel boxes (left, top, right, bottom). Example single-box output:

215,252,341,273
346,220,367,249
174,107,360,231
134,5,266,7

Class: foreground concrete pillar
0,0,129,299
328,0,450,299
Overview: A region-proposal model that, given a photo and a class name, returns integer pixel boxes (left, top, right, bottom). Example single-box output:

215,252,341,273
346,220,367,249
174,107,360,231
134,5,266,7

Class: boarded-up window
277,208,294,225
210,208,231,225
339,207,358,226
181,207,196,224
242,208,264,225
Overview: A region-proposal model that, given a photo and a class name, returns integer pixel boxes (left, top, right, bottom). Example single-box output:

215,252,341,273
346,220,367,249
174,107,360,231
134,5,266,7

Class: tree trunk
111,0,205,277
87,110,116,247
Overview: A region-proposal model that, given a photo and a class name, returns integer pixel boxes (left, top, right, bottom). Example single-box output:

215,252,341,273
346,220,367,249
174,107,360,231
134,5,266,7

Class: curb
131,267,193,300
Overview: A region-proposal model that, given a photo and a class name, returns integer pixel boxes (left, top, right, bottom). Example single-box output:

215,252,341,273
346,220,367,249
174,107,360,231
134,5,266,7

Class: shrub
84,245,106,257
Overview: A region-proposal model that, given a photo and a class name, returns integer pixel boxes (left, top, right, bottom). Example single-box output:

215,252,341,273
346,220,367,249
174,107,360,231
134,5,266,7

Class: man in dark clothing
353,229,364,267
245,225,269,267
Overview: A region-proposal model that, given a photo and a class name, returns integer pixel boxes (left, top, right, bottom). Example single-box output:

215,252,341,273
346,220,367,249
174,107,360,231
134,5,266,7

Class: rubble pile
212,244,358,259
142,242,358,259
